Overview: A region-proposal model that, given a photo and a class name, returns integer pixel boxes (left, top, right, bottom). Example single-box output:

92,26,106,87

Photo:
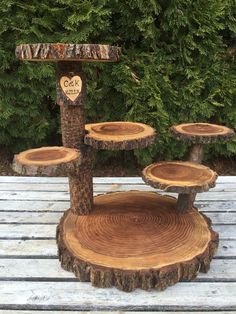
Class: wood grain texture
142,161,217,193
57,191,218,292
84,121,156,150
13,147,81,176
0,282,236,311
170,123,235,144
15,43,121,62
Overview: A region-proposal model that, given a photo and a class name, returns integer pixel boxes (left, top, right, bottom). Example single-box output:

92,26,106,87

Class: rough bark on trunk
57,61,94,215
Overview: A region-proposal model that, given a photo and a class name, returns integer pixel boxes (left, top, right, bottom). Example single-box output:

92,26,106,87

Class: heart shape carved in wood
60,75,82,102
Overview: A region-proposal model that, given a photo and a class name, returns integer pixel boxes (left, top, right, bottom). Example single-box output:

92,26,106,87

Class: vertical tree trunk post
57,61,95,215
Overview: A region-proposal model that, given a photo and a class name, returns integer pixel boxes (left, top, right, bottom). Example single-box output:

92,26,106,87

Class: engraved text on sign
60,76,82,102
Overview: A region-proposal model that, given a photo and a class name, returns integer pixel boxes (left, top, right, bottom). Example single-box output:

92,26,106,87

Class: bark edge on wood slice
84,121,156,150
142,161,217,193
170,123,235,144
15,43,121,62
13,146,81,176
56,191,219,292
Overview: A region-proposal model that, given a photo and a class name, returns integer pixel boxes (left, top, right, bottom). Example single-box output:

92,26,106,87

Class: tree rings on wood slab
15,43,121,62
142,161,217,193
84,121,156,150
57,191,219,292
170,123,235,143
13,146,81,176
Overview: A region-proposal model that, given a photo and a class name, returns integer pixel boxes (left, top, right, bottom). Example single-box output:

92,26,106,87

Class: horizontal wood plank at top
0,239,235,258
1,183,236,192
0,176,236,184
0,200,235,212
0,211,235,224
0,281,235,310
1,191,236,201
0,259,235,281
0,223,234,239
0,312,233,314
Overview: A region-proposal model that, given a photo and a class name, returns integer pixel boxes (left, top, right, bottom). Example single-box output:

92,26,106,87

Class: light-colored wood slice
15,43,121,62
84,121,156,150
142,161,217,193
57,191,218,292
170,123,235,143
13,146,81,176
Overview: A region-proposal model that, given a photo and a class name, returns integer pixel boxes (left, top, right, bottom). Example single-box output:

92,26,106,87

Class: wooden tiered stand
13,43,234,292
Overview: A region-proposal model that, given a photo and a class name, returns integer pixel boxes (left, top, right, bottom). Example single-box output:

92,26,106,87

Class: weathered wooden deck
0,175,236,313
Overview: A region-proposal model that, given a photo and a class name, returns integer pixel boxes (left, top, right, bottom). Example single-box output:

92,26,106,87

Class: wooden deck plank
0,281,235,311
1,176,236,183
0,176,235,312
0,312,233,314
1,190,236,201
1,183,236,192
0,239,234,258
0,259,235,281
1,211,235,224
0,223,235,239
0,199,235,212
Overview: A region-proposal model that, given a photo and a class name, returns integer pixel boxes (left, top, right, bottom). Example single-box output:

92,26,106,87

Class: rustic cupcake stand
13,43,235,292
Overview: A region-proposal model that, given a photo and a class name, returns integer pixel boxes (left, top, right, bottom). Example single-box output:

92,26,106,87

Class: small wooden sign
60,75,82,102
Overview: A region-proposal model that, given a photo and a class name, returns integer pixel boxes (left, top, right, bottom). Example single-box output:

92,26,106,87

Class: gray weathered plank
0,223,235,239
0,200,236,212
1,211,235,224
0,176,235,183
0,281,235,310
0,183,236,192
0,259,235,281
0,312,233,314
1,190,236,201
0,239,234,257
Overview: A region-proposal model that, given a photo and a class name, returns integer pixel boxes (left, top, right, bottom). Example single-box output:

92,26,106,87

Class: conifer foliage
0,0,235,163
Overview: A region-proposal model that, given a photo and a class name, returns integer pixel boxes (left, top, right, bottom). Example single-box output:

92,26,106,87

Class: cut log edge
13,147,81,177
142,163,218,193
56,196,219,292
84,132,156,151
170,125,235,144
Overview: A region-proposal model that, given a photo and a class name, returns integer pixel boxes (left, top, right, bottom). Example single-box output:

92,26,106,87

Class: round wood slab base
57,191,218,292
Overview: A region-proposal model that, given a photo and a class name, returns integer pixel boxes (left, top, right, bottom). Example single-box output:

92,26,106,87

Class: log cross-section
142,161,217,212
85,121,156,150
13,146,81,176
57,191,219,292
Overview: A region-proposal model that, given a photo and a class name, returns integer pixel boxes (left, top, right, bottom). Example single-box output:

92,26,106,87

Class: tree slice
13,146,81,176
84,121,156,150
57,191,219,292
170,123,235,143
15,43,121,62
142,161,217,193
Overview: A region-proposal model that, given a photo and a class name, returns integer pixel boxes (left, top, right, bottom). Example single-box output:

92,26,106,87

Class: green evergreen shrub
0,0,235,165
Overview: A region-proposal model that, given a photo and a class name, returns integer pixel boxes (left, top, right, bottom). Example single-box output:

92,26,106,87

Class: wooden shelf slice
15,43,121,62
142,161,217,193
13,146,81,176
57,191,219,292
170,123,234,143
84,121,156,150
